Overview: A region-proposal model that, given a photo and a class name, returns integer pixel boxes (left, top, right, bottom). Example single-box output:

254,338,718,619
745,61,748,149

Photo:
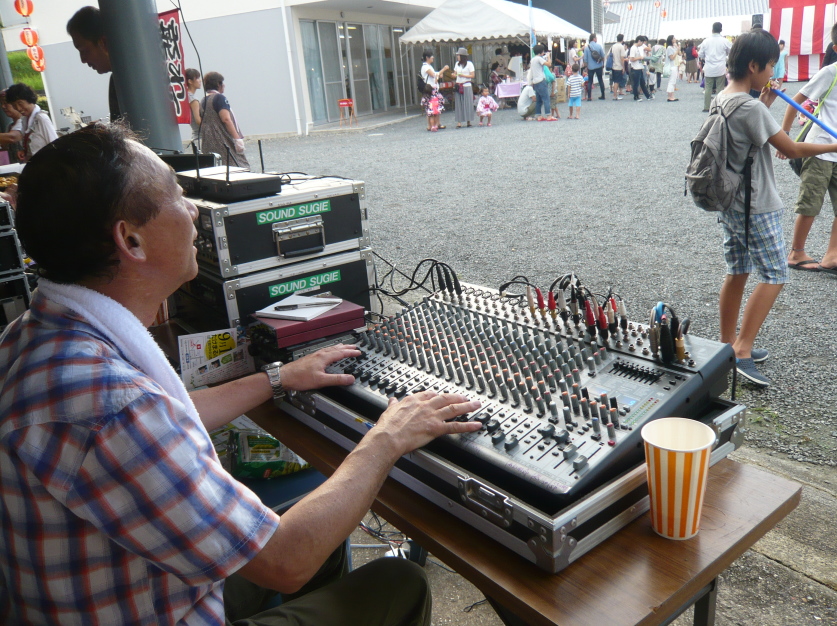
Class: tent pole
402,42,408,117
528,0,535,54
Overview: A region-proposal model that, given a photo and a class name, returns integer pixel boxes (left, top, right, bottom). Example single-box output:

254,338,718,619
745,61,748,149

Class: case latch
272,216,326,258
458,477,514,528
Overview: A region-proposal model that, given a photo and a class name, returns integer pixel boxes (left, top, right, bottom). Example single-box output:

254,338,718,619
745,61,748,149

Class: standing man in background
583,33,607,100
67,6,122,122
629,36,653,101
698,22,732,112
609,35,627,100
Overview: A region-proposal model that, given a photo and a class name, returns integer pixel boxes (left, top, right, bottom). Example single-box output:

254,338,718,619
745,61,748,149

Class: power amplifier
193,176,370,279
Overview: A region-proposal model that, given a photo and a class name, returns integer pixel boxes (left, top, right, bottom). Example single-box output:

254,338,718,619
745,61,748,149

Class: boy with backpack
689,28,837,387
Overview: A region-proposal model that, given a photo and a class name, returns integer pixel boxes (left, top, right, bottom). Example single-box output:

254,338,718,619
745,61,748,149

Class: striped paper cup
641,418,716,540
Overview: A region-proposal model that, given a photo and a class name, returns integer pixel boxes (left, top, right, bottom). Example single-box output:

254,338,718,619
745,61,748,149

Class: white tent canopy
398,0,588,45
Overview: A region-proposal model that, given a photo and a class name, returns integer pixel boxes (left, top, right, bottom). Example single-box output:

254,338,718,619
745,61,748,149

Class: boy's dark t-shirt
715,92,783,214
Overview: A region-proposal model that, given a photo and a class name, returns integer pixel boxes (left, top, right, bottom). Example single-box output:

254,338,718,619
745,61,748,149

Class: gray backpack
685,98,757,245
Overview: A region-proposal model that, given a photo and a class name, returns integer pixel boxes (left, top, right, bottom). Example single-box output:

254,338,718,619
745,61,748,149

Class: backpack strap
717,97,757,250
742,144,757,250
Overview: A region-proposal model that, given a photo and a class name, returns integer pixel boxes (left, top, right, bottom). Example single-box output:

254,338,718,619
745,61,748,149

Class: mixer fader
311,283,734,508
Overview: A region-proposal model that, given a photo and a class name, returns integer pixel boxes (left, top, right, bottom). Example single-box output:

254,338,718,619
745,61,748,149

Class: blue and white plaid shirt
0,292,279,625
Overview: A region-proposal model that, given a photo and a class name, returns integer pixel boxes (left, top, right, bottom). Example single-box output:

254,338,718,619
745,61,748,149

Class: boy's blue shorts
568,96,581,107
719,209,788,284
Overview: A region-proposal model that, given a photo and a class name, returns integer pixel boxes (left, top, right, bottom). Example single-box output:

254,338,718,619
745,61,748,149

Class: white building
0,0,445,139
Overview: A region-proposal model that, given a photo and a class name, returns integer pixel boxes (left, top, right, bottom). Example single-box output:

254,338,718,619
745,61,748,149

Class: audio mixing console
290,283,734,506
282,281,744,570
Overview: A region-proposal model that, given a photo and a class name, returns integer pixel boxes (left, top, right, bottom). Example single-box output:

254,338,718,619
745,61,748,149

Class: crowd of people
418,26,753,127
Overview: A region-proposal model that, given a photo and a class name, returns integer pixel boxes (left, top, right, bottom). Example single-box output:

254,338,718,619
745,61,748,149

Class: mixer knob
491,431,506,445
504,436,519,451
486,419,501,432
554,428,569,443
475,411,493,424
537,424,556,438
562,444,578,460
572,455,588,472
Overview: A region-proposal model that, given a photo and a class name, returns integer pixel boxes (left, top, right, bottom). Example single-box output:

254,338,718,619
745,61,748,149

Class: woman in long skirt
453,47,475,128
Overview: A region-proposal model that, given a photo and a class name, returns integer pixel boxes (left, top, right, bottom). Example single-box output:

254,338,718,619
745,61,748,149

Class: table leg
693,577,718,626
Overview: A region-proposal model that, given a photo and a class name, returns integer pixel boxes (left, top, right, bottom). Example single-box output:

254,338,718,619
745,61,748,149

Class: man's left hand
280,343,361,392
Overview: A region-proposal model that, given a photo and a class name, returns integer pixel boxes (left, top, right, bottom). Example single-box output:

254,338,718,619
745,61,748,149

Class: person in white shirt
529,43,556,121
453,47,476,128
665,35,680,102
779,24,837,275
4,83,57,162
628,36,652,101
517,82,536,120
609,34,627,100
420,51,449,131
698,22,732,112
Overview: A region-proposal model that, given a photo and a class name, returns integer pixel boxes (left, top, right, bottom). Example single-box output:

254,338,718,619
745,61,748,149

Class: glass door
364,24,385,111
318,21,345,123
393,32,413,107
300,21,327,123
381,26,397,107
346,24,372,115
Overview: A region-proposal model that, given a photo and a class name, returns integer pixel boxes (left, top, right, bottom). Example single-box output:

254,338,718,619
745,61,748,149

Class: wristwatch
262,361,286,401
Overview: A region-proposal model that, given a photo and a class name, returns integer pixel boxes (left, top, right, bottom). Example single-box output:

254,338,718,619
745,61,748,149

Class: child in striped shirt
566,63,584,119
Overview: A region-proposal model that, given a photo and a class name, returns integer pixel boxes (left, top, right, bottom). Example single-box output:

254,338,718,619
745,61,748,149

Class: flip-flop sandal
788,259,821,271
817,264,837,275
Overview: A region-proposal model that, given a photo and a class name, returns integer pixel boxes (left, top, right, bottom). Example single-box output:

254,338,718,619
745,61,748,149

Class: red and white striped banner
770,0,837,81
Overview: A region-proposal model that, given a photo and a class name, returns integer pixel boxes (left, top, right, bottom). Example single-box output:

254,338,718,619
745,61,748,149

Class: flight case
178,248,376,327
193,176,370,278
281,393,744,573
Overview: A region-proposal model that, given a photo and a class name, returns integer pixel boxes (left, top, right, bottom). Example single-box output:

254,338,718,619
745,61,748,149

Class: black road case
193,177,370,279
178,248,376,327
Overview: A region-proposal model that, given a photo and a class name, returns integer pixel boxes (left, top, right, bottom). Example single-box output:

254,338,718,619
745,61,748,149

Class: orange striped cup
640,418,716,540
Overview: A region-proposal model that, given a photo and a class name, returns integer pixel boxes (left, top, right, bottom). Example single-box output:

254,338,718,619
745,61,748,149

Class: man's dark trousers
587,66,605,99
631,68,651,100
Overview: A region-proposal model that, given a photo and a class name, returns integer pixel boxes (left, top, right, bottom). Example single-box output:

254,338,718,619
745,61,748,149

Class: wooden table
248,403,801,626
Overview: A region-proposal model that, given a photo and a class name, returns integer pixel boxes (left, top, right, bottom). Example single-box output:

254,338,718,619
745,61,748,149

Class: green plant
6,50,44,93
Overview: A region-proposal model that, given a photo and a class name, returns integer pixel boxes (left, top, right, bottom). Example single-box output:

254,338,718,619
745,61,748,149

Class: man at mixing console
0,123,482,624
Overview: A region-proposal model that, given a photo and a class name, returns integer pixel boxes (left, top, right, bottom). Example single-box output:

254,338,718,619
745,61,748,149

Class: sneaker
617,96,624,100
736,358,770,387
750,348,769,363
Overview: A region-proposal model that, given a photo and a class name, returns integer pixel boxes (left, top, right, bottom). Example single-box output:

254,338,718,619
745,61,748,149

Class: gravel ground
252,78,837,624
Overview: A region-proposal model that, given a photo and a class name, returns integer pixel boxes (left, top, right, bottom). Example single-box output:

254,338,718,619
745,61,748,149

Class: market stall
398,0,587,46
399,0,586,102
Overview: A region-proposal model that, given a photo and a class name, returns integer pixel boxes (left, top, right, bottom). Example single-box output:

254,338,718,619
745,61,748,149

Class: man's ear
113,220,147,263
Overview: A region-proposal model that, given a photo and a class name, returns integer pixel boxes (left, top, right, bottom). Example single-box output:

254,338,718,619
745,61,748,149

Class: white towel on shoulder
37,278,200,422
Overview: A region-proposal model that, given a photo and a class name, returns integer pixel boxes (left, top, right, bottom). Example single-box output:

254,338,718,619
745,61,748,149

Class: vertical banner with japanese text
158,9,189,123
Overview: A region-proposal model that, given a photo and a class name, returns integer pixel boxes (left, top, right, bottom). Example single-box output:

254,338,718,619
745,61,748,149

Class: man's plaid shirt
0,292,279,624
